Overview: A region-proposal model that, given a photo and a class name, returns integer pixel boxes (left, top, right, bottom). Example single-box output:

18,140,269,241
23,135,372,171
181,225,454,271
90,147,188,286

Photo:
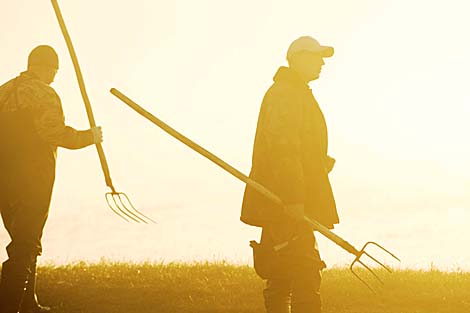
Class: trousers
258,220,324,313
0,181,51,313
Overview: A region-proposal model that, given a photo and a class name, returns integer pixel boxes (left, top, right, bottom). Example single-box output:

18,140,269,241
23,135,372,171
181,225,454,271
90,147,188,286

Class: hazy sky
1,0,469,267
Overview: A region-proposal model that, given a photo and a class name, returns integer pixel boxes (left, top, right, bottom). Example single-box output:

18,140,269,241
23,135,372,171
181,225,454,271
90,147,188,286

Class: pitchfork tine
365,242,401,262
105,190,155,224
364,251,393,273
350,261,376,294
113,193,147,223
107,192,142,223
359,259,385,285
105,193,130,222
119,193,156,224
347,241,401,293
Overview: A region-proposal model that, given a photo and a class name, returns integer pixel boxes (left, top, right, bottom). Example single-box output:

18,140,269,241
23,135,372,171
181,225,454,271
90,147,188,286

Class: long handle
110,88,360,256
51,0,114,190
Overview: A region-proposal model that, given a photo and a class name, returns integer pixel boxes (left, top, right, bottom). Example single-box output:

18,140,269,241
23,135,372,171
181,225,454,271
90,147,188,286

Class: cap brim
318,46,334,58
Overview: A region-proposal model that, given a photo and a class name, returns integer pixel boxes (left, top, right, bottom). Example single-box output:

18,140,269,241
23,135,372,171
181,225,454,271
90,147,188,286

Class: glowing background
1,0,469,269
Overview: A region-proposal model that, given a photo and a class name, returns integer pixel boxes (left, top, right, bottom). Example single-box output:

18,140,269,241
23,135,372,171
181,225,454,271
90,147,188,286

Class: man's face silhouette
41,67,58,85
31,66,58,85
290,51,325,82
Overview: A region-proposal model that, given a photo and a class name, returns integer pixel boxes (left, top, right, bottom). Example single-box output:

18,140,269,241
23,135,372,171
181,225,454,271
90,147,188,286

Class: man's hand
285,203,305,223
91,126,103,144
325,156,336,173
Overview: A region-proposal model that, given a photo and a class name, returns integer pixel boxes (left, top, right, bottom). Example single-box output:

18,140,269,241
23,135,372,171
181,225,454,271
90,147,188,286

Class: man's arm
19,83,102,149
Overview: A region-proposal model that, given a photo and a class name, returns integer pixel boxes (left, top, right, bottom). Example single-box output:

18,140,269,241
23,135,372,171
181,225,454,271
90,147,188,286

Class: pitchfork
110,88,400,291
51,1,154,223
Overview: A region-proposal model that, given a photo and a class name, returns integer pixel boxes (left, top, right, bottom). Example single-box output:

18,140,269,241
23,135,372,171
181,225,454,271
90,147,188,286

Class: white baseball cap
286,36,334,60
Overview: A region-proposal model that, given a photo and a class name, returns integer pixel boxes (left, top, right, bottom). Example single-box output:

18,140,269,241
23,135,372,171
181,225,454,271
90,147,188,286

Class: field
28,262,470,313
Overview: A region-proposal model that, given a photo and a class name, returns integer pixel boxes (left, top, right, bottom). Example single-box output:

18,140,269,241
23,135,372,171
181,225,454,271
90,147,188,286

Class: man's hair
28,45,59,70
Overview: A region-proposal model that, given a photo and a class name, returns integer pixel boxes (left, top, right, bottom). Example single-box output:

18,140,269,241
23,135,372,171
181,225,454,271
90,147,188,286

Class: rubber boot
19,262,50,313
0,259,29,313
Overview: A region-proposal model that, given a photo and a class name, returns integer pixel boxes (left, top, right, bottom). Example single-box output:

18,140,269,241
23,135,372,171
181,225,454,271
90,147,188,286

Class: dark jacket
241,67,339,229
0,71,94,204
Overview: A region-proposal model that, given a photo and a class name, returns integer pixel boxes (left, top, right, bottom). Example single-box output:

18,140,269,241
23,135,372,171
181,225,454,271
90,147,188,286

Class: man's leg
0,196,49,313
0,197,30,313
263,278,291,313
260,221,298,313
0,206,34,313
290,231,323,313
290,268,322,313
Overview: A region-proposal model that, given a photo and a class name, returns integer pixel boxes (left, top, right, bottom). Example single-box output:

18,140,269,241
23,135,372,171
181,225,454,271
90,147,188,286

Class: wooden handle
51,0,114,189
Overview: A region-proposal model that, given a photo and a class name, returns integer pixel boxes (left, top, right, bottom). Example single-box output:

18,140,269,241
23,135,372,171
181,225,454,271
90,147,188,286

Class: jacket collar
273,66,310,90
20,71,40,80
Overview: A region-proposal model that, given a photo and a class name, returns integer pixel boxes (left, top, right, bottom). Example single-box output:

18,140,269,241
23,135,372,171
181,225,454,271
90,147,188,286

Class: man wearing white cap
241,36,339,313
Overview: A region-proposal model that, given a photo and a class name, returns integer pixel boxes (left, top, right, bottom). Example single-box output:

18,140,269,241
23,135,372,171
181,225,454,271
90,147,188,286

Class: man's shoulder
263,80,298,105
19,78,57,99
266,77,297,97
0,78,17,98
0,78,18,111
17,77,59,106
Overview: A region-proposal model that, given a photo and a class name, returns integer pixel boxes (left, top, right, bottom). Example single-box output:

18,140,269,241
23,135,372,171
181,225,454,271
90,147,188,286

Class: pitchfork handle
303,216,360,255
51,0,114,189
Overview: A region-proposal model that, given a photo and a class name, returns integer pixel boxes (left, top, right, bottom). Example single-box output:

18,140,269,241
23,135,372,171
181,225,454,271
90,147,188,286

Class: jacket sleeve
19,83,95,149
261,88,304,204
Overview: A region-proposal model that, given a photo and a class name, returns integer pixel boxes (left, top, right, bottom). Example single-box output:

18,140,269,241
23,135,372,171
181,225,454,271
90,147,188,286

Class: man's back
0,74,58,169
0,74,58,204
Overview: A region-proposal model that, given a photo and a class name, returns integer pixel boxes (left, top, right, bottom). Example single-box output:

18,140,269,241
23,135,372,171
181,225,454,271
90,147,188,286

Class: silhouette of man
0,45,103,313
241,36,340,313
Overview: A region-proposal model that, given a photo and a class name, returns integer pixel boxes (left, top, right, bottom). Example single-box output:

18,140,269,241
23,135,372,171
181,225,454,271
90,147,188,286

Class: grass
27,262,470,313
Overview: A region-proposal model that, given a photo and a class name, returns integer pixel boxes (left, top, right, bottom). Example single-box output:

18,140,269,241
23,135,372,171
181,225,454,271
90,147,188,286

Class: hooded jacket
241,67,339,229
